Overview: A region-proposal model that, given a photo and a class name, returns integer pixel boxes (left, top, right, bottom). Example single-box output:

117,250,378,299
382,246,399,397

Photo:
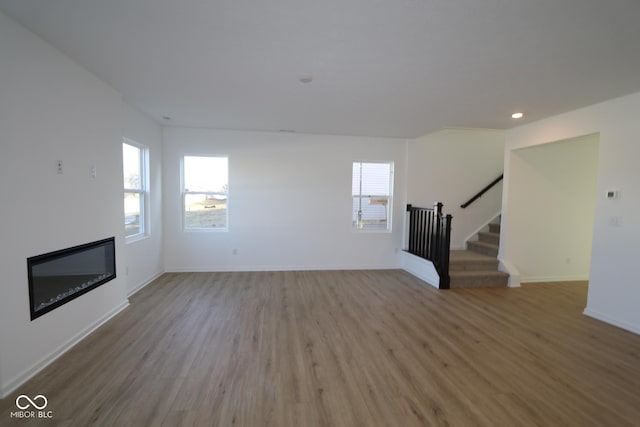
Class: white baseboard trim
583,307,640,336
401,252,439,288
520,274,589,283
1,300,130,399
127,271,164,297
498,258,521,288
164,264,404,273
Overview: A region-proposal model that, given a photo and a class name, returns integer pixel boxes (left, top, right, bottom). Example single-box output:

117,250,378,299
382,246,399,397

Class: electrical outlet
57,160,63,174
609,216,622,227
606,189,621,200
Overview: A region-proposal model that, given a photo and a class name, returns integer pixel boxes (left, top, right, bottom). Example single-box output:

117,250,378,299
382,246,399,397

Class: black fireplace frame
27,237,116,320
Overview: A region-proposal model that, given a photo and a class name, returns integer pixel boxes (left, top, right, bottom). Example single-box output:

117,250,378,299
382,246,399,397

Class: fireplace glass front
27,237,116,320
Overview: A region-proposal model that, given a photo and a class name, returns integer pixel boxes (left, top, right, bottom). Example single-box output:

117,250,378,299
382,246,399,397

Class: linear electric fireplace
27,237,116,320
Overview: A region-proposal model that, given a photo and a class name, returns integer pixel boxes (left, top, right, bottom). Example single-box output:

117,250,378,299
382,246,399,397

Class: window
123,140,148,239
352,161,393,231
183,155,228,230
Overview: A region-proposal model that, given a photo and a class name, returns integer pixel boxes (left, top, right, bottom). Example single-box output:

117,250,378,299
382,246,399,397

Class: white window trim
352,161,394,233
123,138,150,243
181,155,229,232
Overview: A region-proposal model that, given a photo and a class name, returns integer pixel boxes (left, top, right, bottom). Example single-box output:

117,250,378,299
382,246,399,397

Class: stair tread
452,218,506,287
450,269,509,288
450,280,508,288
468,240,499,249
450,250,497,263
478,231,500,237
450,270,509,277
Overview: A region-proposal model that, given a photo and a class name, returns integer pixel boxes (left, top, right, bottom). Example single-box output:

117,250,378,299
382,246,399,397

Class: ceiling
2,0,640,138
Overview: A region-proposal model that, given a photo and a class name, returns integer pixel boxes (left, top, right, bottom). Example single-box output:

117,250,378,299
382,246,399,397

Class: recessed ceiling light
299,75,313,84
511,112,524,119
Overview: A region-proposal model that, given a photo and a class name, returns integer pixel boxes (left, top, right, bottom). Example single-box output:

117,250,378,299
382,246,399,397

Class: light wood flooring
1,270,640,426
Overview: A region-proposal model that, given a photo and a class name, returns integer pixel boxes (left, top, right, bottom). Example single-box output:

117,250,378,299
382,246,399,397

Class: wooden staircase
449,222,509,288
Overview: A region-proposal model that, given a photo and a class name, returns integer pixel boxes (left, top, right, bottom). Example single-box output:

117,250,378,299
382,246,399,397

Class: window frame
351,161,394,233
182,154,229,232
122,138,149,242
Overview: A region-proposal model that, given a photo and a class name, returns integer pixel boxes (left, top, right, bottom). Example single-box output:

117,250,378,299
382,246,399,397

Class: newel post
434,202,443,258
440,214,453,289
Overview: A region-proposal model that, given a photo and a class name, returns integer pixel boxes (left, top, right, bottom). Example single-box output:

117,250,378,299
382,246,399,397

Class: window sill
183,228,229,233
125,233,149,244
351,228,392,234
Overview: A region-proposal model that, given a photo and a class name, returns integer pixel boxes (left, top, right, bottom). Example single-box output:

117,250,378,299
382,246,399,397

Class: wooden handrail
460,174,503,209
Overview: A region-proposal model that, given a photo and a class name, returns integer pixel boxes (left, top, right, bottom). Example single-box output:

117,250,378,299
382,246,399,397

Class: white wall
506,134,599,282
0,11,164,397
407,128,505,249
163,128,407,271
502,91,640,335
122,103,164,295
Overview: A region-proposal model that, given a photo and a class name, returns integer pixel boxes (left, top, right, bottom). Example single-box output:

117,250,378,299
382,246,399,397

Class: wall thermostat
606,189,621,199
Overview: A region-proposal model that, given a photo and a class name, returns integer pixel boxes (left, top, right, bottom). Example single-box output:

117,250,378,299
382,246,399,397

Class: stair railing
460,173,503,208
406,203,452,289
